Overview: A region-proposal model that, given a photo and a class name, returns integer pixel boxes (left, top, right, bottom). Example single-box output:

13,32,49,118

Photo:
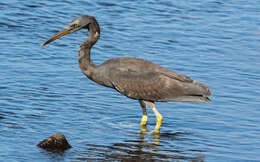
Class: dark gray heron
41,15,211,132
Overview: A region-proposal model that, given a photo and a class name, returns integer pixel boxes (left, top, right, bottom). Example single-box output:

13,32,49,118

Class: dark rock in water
37,133,71,152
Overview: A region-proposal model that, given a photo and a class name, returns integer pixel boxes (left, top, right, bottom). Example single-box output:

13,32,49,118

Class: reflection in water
72,131,205,161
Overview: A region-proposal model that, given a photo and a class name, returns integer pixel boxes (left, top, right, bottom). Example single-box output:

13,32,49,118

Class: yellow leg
140,115,148,126
139,100,148,132
154,113,163,132
140,123,148,132
143,101,163,133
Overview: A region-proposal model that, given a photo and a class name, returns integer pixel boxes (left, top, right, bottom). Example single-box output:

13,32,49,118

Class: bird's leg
139,100,148,131
144,101,163,133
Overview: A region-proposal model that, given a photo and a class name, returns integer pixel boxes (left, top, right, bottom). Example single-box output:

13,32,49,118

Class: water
1,0,260,161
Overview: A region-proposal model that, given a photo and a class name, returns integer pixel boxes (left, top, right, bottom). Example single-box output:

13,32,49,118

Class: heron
41,15,211,133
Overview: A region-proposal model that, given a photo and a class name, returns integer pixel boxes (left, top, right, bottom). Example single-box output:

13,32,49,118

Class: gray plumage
88,57,211,102
41,15,211,131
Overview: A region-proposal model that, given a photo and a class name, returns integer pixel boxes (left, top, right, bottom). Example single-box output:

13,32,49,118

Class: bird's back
93,57,211,102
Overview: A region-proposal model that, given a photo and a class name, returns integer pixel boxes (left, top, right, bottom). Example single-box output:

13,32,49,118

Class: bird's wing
108,67,209,102
155,66,193,83
102,57,193,83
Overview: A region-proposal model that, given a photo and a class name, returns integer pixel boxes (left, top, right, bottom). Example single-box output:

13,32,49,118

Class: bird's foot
140,125,148,132
140,115,148,132
154,114,163,133
140,115,148,126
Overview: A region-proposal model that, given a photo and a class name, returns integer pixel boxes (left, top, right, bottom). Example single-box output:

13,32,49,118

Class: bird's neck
78,21,100,78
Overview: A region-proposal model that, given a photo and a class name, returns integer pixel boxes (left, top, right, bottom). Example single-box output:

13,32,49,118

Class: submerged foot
154,113,163,133
140,115,148,126
140,115,148,132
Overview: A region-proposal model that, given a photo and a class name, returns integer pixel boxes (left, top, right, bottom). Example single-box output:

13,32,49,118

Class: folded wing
108,67,211,102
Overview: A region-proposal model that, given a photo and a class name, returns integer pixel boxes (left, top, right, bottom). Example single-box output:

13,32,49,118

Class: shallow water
1,0,260,161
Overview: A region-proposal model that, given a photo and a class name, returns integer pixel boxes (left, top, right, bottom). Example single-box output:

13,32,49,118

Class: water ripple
0,0,260,161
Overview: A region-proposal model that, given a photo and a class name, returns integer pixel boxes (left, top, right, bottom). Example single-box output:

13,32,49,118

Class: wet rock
37,133,71,152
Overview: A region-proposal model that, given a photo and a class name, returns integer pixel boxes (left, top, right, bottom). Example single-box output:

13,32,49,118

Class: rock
37,133,71,152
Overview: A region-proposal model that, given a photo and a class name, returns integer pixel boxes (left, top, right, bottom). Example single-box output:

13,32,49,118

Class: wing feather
99,57,210,102
108,68,204,101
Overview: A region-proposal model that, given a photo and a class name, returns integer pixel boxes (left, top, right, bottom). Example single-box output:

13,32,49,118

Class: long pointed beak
41,28,71,47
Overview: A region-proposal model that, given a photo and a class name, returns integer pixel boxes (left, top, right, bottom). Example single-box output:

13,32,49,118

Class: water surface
0,0,260,161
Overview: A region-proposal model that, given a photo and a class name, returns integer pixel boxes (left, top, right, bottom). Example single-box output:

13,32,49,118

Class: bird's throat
78,45,95,77
78,21,101,81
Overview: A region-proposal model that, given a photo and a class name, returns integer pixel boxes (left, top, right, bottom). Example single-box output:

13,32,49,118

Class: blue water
1,0,260,161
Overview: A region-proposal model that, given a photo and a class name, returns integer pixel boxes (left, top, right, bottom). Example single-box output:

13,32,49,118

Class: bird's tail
171,80,212,102
192,80,211,96
164,95,211,102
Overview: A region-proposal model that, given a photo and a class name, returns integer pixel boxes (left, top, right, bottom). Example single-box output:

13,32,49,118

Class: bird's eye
73,24,80,28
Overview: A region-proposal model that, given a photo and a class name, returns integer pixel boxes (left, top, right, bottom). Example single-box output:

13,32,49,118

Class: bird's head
41,15,95,47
